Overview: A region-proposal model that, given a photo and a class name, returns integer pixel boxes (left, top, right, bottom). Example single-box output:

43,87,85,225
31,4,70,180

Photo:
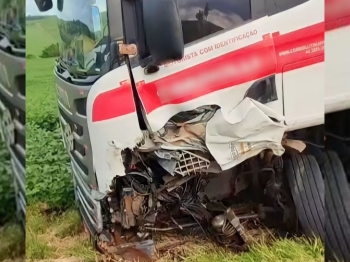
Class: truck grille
55,72,101,233
0,90,25,167
0,44,26,223
59,107,88,175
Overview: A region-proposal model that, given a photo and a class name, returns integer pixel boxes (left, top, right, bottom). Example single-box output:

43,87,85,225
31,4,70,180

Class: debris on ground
96,227,275,262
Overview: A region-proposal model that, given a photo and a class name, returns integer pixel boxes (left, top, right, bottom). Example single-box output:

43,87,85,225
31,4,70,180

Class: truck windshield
0,0,26,51
56,0,109,75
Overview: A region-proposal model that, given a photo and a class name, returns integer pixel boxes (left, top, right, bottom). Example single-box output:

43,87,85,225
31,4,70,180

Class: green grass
26,58,57,122
0,139,16,223
26,55,74,209
183,238,324,262
0,136,24,261
26,15,86,260
26,205,96,261
26,16,60,57
26,18,73,209
0,224,25,261
25,16,58,128
26,204,324,262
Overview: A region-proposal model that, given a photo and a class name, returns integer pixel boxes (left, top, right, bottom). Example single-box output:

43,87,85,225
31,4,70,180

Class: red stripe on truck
138,38,276,113
326,16,350,31
273,22,324,72
325,0,350,23
325,0,350,30
92,22,324,122
92,82,135,122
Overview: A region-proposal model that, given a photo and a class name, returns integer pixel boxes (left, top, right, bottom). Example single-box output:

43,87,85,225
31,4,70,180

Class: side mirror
142,0,184,65
91,6,102,40
57,0,64,12
34,0,53,12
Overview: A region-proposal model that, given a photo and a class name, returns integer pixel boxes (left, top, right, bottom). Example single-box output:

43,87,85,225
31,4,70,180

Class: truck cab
33,0,350,260
89,0,324,192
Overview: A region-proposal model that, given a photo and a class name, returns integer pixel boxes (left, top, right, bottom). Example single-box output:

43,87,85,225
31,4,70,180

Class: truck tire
284,153,324,240
323,151,350,262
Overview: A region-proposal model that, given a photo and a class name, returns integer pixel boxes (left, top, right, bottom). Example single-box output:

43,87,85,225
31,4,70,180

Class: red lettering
164,29,257,67
200,46,213,54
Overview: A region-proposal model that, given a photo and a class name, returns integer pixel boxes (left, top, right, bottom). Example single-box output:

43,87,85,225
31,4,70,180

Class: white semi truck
34,0,350,261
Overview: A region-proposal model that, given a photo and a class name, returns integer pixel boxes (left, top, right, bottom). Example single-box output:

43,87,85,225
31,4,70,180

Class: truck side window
265,0,309,16
178,0,252,45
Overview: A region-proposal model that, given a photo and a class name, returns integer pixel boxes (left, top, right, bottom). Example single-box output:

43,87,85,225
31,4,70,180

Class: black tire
284,153,324,240
323,151,350,262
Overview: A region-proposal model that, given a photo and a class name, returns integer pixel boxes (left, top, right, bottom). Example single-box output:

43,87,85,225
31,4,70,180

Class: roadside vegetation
0,140,25,261
0,140,15,223
25,15,324,261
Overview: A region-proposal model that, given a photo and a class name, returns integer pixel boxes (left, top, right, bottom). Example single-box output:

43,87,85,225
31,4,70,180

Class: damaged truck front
34,0,326,259
91,99,303,255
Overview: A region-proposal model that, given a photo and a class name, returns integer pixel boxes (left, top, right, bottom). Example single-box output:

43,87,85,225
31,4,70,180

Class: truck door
325,0,350,113
270,0,324,130
124,0,283,132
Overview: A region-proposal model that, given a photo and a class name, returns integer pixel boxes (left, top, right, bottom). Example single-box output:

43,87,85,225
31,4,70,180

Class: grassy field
25,15,324,261
0,140,15,223
26,16,60,57
0,138,25,260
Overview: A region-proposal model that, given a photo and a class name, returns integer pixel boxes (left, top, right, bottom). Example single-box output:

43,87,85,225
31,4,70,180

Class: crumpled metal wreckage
99,98,301,261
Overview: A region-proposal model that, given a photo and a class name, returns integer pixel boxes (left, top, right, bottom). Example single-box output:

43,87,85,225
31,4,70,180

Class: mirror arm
118,43,138,56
